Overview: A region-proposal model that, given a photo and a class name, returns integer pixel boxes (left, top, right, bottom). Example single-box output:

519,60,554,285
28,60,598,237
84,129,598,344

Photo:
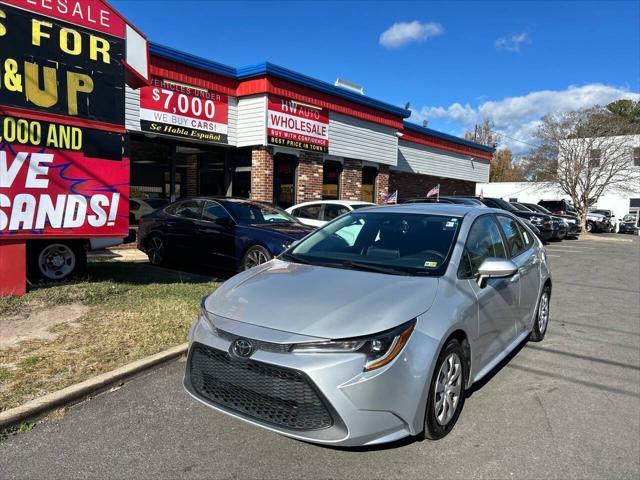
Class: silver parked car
184,204,552,446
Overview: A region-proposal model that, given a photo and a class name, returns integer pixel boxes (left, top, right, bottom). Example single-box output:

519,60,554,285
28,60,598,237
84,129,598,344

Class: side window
516,220,534,248
459,216,507,279
173,200,202,219
497,215,527,257
202,201,230,222
296,204,322,220
323,204,349,221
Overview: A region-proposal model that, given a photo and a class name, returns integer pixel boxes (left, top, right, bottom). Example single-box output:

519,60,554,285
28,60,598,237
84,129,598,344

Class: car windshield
491,198,518,211
285,212,461,276
528,204,551,214
224,200,297,225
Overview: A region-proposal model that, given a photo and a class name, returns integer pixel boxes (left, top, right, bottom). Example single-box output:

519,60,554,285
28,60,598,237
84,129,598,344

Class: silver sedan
184,204,552,446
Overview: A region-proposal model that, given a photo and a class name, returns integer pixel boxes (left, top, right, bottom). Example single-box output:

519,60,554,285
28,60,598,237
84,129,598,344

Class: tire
241,245,272,271
146,234,167,266
529,285,551,342
422,338,467,440
28,241,86,282
586,221,594,233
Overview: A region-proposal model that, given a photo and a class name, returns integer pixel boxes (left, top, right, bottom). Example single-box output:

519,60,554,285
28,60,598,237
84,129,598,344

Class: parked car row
396,196,581,244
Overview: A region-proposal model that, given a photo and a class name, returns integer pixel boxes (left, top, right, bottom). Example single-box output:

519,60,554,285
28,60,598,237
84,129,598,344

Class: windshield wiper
340,260,411,276
280,252,312,264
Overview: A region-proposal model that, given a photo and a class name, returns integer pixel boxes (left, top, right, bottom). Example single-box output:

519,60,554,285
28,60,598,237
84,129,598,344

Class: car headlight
291,320,416,371
530,216,543,224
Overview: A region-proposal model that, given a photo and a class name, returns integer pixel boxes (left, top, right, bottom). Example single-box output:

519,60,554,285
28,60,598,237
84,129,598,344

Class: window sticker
424,260,439,268
444,218,459,230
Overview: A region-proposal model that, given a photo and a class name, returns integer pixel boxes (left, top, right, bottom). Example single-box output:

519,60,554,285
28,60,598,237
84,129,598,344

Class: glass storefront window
273,153,297,208
323,160,341,200
361,166,378,202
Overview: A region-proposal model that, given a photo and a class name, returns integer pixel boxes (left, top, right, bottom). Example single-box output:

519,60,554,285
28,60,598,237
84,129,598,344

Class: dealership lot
1,235,639,479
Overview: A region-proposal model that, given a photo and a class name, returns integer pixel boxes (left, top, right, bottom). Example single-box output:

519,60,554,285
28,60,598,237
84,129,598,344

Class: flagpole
437,184,440,202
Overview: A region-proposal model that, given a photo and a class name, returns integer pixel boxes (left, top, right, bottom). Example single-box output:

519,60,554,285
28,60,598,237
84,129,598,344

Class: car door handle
510,270,522,283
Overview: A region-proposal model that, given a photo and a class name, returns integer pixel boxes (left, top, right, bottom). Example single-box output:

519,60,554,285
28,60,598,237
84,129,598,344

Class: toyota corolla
184,204,551,446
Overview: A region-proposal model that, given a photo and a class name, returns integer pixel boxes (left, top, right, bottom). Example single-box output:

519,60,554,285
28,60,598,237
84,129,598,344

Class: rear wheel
530,285,551,342
422,339,467,440
28,241,86,282
241,245,272,270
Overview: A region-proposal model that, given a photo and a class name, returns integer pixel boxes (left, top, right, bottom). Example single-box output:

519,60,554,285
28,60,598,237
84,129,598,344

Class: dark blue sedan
137,197,315,271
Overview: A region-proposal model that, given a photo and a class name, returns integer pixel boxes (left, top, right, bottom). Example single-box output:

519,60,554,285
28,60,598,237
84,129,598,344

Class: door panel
196,201,236,266
458,214,518,370
496,215,540,333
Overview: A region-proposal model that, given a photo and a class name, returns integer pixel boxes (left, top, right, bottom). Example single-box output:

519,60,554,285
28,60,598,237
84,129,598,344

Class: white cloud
379,21,444,49
411,84,640,154
495,32,531,52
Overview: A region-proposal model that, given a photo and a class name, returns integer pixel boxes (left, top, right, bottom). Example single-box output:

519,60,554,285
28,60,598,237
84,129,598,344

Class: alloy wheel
147,236,165,265
434,353,463,426
38,244,76,280
538,291,550,334
244,248,269,269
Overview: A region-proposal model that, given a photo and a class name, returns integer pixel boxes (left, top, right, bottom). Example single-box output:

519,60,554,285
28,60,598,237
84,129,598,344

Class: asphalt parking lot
1,234,639,479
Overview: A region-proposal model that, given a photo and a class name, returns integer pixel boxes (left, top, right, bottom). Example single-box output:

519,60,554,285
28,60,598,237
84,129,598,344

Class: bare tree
464,118,500,148
535,107,640,229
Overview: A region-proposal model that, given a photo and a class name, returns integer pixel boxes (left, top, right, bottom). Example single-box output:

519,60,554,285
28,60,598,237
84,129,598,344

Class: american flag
382,190,398,204
426,184,440,198
479,188,484,200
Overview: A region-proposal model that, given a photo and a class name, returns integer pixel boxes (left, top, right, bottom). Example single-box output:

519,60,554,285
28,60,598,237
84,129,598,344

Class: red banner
267,95,329,153
0,141,129,239
2,0,126,37
139,77,229,144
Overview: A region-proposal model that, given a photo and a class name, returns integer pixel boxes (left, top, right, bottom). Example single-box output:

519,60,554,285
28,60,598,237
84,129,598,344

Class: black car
461,197,556,241
137,197,315,271
521,202,582,238
619,214,639,234
538,199,578,216
589,209,616,233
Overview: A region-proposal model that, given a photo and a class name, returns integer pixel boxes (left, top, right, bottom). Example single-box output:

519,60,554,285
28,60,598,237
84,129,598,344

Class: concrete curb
0,343,188,429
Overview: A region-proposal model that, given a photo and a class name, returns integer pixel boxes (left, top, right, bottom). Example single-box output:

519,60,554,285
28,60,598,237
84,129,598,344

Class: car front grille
212,327,291,354
189,343,334,431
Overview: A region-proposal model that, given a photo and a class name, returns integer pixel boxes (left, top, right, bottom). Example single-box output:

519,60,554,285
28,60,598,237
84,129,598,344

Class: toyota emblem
232,338,253,358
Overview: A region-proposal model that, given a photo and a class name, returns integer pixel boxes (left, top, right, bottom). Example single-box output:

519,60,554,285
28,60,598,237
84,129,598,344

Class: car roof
290,200,374,207
364,203,497,218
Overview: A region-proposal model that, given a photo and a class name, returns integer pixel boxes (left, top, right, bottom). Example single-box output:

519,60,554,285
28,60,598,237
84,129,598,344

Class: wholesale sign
0,0,136,239
267,95,329,153
140,77,229,144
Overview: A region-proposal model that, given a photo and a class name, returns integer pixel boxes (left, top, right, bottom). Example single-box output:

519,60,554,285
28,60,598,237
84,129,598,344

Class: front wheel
586,221,594,233
146,235,167,265
28,241,86,282
422,338,467,440
530,285,551,342
241,245,272,270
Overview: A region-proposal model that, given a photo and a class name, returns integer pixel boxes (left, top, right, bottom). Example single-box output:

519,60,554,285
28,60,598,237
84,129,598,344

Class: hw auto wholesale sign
0,0,133,239
267,95,329,153
140,77,229,144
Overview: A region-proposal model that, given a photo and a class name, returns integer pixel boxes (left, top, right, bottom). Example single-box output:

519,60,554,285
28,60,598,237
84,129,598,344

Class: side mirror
477,258,518,288
214,217,234,227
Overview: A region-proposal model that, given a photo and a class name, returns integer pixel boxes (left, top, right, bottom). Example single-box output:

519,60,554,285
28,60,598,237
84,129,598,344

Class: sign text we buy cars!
0,0,130,238
267,95,329,153
140,76,229,144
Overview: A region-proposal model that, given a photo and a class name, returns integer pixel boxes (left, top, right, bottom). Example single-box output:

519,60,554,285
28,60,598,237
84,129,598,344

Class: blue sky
112,0,640,153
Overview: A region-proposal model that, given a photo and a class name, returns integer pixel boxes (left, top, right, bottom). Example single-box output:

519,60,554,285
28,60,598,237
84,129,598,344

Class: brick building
125,43,494,210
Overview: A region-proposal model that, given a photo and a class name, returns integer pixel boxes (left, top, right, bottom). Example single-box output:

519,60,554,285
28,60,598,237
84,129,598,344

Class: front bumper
184,314,439,446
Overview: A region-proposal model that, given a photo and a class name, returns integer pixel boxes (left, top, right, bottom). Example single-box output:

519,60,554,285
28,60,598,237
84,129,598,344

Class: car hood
245,222,315,240
205,259,439,339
